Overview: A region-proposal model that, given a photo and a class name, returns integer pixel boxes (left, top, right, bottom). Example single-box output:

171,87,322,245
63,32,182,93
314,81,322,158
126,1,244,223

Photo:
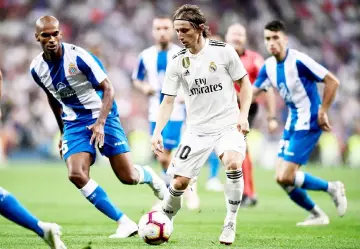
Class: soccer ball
138,211,173,245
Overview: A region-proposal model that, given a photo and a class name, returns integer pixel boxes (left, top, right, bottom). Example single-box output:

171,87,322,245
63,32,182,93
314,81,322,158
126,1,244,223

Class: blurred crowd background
0,0,359,167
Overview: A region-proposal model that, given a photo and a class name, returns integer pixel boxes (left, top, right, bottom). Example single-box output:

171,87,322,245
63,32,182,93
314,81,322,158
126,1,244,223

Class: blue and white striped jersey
132,44,185,122
30,43,118,122
254,48,329,131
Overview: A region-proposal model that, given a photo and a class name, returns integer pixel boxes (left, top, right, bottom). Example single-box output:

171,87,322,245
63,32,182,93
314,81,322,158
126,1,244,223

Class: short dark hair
265,20,287,33
173,4,210,38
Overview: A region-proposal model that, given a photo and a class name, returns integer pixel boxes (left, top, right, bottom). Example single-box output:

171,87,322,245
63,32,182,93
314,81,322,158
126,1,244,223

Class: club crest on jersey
182,57,190,68
68,63,78,75
209,61,217,72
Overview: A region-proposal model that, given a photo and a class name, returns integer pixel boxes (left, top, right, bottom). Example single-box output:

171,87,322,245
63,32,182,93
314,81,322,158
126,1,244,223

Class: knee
68,166,89,188
224,158,242,171
276,173,295,186
172,176,190,191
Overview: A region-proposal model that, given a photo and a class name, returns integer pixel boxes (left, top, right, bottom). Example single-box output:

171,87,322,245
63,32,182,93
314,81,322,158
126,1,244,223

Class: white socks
161,185,184,220
224,170,244,220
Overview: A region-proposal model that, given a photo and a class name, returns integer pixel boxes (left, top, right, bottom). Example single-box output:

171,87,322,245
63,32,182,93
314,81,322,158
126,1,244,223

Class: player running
30,16,166,238
151,5,252,245
225,23,277,207
254,20,347,226
132,16,200,210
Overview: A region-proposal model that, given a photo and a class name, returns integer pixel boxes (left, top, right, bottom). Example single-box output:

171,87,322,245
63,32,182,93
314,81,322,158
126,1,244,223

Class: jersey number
175,145,191,160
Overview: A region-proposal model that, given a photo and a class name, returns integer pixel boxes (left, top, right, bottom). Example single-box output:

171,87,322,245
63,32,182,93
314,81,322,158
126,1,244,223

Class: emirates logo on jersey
189,78,223,96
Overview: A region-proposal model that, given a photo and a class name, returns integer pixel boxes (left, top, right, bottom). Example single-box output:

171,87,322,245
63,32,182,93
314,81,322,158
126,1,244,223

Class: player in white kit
132,16,200,210
150,5,253,245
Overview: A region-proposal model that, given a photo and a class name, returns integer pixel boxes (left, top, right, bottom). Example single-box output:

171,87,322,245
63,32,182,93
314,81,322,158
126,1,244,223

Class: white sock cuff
169,185,185,197
80,179,98,198
225,169,243,180
294,171,305,188
133,164,144,184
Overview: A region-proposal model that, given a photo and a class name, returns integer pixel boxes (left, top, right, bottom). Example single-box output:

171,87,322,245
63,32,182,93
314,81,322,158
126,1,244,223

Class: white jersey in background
254,48,329,131
132,44,185,122
162,39,247,135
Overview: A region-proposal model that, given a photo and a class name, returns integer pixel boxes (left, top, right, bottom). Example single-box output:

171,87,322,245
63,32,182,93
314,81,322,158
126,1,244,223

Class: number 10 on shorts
175,145,191,160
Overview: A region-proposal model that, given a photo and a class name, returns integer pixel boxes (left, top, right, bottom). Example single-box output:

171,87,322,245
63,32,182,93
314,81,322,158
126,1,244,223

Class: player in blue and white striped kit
30,16,166,238
132,16,201,210
254,20,347,226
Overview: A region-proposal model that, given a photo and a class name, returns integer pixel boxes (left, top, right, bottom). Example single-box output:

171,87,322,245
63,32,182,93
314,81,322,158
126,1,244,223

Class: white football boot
329,181,347,217
296,213,330,226
109,217,138,239
205,178,224,192
219,219,236,245
143,166,167,200
39,222,67,249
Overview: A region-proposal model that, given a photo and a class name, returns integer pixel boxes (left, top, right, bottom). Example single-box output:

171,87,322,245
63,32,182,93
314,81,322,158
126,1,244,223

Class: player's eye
41,31,59,38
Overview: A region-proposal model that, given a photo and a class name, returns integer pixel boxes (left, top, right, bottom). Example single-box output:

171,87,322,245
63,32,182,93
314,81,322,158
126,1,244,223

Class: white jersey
30,42,118,122
254,48,329,131
132,44,185,122
162,39,247,135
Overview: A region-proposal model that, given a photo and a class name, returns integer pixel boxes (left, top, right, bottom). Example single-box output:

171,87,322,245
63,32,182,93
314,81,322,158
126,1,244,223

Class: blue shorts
150,121,183,151
278,129,322,165
62,117,130,164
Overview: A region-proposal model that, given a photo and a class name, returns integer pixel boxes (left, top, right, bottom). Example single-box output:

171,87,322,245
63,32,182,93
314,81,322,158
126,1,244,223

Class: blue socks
208,152,220,179
80,179,123,222
294,171,329,191
0,187,44,237
282,185,315,211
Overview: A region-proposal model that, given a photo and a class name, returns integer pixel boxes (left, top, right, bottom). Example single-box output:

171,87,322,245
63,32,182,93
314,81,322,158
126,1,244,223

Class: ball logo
209,61,217,72
182,57,190,68
68,63,78,75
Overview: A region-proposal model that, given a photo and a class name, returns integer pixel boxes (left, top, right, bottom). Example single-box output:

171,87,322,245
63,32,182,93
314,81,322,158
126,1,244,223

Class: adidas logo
184,70,190,76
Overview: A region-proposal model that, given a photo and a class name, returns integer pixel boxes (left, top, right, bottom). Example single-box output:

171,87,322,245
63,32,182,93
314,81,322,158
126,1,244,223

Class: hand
318,109,332,132
143,85,156,96
237,114,250,135
151,133,164,156
58,137,63,159
87,121,105,148
268,118,279,133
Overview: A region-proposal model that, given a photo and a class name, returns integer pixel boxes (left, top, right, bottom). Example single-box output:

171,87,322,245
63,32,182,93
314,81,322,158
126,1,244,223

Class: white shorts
167,126,246,179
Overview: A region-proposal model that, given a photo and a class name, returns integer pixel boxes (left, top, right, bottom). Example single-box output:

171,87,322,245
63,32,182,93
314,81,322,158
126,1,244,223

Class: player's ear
35,33,40,42
199,23,205,34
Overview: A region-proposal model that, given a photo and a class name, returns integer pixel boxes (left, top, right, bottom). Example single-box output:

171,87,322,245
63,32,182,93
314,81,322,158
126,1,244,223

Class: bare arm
320,72,340,112
47,93,64,134
133,79,155,96
265,87,277,120
317,72,340,131
235,75,253,117
96,78,114,125
153,95,176,135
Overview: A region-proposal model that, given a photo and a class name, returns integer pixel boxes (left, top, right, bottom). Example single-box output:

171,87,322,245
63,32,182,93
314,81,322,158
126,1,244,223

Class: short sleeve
161,58,181,96
226,45,247,81
132,55,146,81
254,64,272,90
76,49,107,87
296,52,329,82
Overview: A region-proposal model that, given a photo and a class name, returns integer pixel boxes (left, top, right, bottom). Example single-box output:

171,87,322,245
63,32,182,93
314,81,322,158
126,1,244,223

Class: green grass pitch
0,163,359,249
